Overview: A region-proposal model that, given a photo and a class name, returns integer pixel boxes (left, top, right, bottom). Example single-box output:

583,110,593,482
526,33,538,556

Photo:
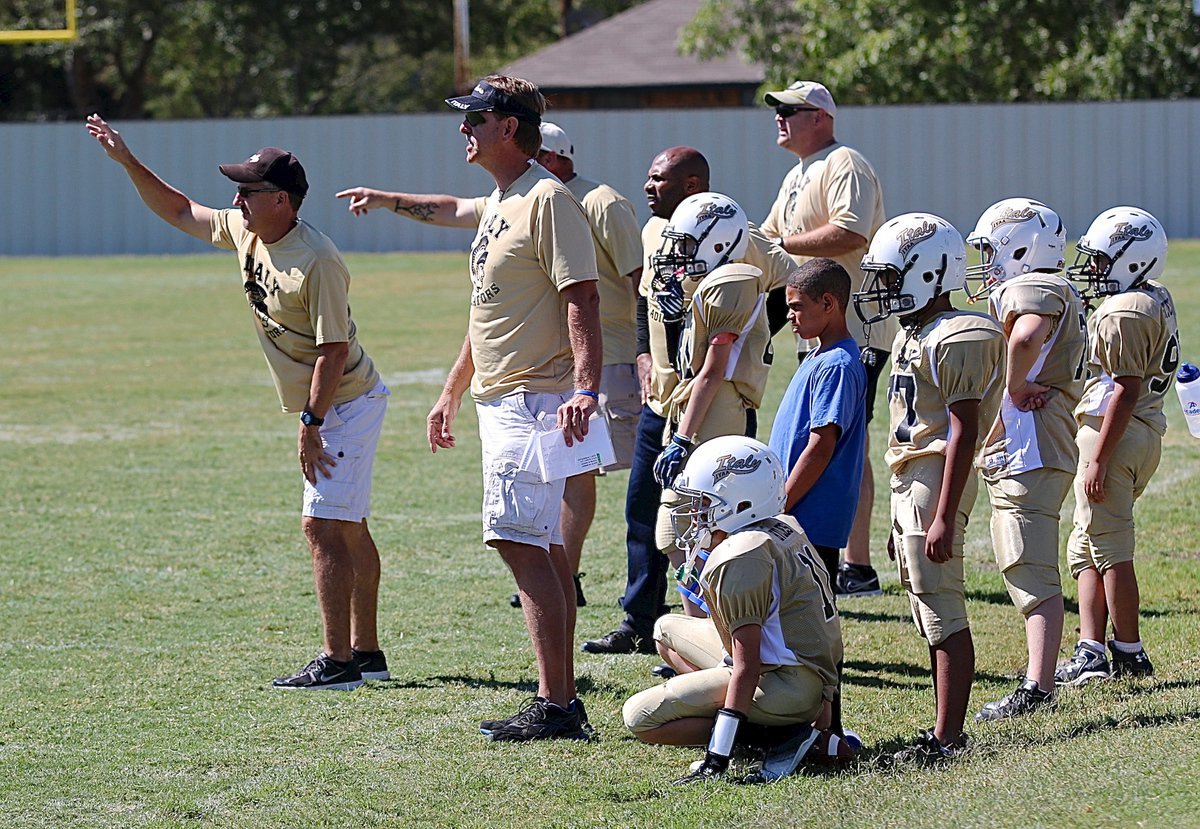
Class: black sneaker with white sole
480,696,546,734
1109,642,1154,678
975,677,1054,722
1055,643,1110,686
351,648,390,681
836,563,882,597
487,698,592,742
272,653,364,691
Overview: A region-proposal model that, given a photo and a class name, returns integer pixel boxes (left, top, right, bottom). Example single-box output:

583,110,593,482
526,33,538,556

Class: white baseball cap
539,122,574,159
763,81,837,118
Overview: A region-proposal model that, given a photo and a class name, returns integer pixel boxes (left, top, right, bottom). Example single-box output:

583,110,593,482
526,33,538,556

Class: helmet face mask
854,213,966,327
1067,206,1167,301
964,198,1066,301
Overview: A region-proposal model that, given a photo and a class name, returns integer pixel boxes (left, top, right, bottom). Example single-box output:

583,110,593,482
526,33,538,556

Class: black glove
673,707,745,785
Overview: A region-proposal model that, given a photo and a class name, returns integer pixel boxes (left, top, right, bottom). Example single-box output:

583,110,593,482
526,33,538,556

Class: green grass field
2,247,1199,828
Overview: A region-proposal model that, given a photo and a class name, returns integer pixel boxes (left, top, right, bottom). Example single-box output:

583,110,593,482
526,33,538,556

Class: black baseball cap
219,147,309,198
445,79,542,125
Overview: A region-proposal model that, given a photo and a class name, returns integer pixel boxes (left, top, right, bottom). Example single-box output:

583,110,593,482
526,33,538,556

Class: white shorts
477,391,568,551
302,382,389,522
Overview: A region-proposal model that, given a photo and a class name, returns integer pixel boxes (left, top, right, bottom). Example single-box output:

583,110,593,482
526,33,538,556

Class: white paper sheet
534,417,616,481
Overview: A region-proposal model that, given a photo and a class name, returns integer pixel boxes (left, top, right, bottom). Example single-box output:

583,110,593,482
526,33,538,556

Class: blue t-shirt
768,338,867,548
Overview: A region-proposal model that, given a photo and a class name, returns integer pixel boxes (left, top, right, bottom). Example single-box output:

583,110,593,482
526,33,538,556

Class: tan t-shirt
210,210,379,413
701,515,842,694
563,175,642,366
885,310,1006,473
761,142,895,350
979,274,1087,478
1076,281,1179,435
466,163,599,403
640,218,788,416
668,264,772,421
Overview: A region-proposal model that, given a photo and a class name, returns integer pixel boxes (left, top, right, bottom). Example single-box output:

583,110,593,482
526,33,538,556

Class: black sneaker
509,573,588,609
351,648,390,681
836,563,882,597
651,663,678,680
488,698,592,742
1109,642,1154,678
480,696,546,734
582,627,656,655
975,678,1054,722
1055,643,1110,686
272,653,364,691
893,729,966,764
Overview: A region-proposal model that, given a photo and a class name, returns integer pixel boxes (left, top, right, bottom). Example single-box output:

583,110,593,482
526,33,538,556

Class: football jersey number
889,373,919,444
796,543,837,622
1074,311,1088,381
1149,332,1180,395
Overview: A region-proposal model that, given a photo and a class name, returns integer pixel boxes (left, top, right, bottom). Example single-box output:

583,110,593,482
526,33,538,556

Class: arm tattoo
394,200,437,222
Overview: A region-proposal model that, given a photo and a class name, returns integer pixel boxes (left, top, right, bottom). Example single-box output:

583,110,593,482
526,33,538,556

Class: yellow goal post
0,0,77,43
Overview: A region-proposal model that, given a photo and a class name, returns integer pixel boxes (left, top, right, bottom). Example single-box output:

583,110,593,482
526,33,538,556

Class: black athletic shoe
1109,642,1154,678
351,648,390,681
272,653,364,691
488,698,592,742
509,573,588,609
836,563,883,597
975,678,1054,722
651,663,678,680
480,696,546,734
893,729,966,764
581,627,656,655
1055,643,1110,686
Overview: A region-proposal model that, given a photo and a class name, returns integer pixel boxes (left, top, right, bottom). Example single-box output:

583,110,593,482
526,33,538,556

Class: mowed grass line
0,247,1198,828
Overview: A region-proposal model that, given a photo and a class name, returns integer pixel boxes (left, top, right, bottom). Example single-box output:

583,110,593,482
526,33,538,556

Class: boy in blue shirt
768,258,868,584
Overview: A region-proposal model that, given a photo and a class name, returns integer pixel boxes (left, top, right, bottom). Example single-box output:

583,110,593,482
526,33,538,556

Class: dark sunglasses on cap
236,185,283,198
774,105,821,118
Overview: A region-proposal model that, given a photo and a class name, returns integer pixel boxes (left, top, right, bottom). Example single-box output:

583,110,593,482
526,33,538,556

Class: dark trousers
620,405,669,637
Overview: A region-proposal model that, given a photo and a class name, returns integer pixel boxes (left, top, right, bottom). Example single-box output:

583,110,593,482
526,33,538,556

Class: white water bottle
1177,363,1200,438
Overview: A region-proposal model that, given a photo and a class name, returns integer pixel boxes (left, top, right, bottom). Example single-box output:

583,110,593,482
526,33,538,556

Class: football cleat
893,729,966,764
742,726,820,783
1109,642,1154,678
271,653,364,691
974,677,1054,722
1054,643,1110,686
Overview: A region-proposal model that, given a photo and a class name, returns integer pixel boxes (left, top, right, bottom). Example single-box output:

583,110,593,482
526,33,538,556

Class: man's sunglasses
774,105,821,118
236,185,283,198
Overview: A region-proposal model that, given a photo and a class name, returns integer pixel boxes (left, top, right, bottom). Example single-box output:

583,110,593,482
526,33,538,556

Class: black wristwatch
300,410,324,428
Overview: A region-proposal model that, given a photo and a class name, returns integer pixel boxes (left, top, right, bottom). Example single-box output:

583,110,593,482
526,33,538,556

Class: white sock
1080,639,1105,654
1111,638,1144,654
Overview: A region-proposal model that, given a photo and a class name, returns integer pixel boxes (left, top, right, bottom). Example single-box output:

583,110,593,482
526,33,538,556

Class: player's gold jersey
1076,281,1179,435
979,274,1087,477
885,310,1006,473
641,219,790,416
667,264,772,421
701,514,842,689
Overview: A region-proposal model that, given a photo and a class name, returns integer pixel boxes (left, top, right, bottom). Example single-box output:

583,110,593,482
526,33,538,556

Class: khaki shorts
891,455,978,646
303,382,389,522
599,363,640,472
622,615,825,732
985,467,1072,615
476,391,568,551
1067,416,1161,577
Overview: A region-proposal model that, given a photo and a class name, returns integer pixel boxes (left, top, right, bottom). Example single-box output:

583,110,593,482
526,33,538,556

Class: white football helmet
965,197,1066,300
670,436,785,551
654,192,749,282
1068,206,1167,299
854,212,966,326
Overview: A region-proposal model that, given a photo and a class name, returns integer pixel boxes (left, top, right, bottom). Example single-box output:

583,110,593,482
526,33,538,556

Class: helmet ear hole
1013,246,1028,260
922,271,936,283
735,500,753,515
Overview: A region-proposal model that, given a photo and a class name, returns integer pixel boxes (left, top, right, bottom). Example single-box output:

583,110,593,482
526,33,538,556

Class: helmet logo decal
711,453,762,483
695,201,737,222
1108,222,1153,245
989,206,1037,231
897,220,938,257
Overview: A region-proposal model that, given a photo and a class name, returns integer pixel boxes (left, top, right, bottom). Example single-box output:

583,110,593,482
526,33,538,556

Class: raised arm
86,114,214,242
335,187,479,228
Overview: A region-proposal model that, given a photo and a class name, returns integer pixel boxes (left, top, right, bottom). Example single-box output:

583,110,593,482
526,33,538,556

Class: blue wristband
575,389,599,400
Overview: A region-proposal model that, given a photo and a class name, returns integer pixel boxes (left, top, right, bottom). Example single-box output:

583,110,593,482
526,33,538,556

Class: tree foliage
0,0,640,121
681,0,1200,103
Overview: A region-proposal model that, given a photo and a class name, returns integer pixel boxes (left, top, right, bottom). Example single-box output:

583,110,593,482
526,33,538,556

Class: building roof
501,0,765,90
